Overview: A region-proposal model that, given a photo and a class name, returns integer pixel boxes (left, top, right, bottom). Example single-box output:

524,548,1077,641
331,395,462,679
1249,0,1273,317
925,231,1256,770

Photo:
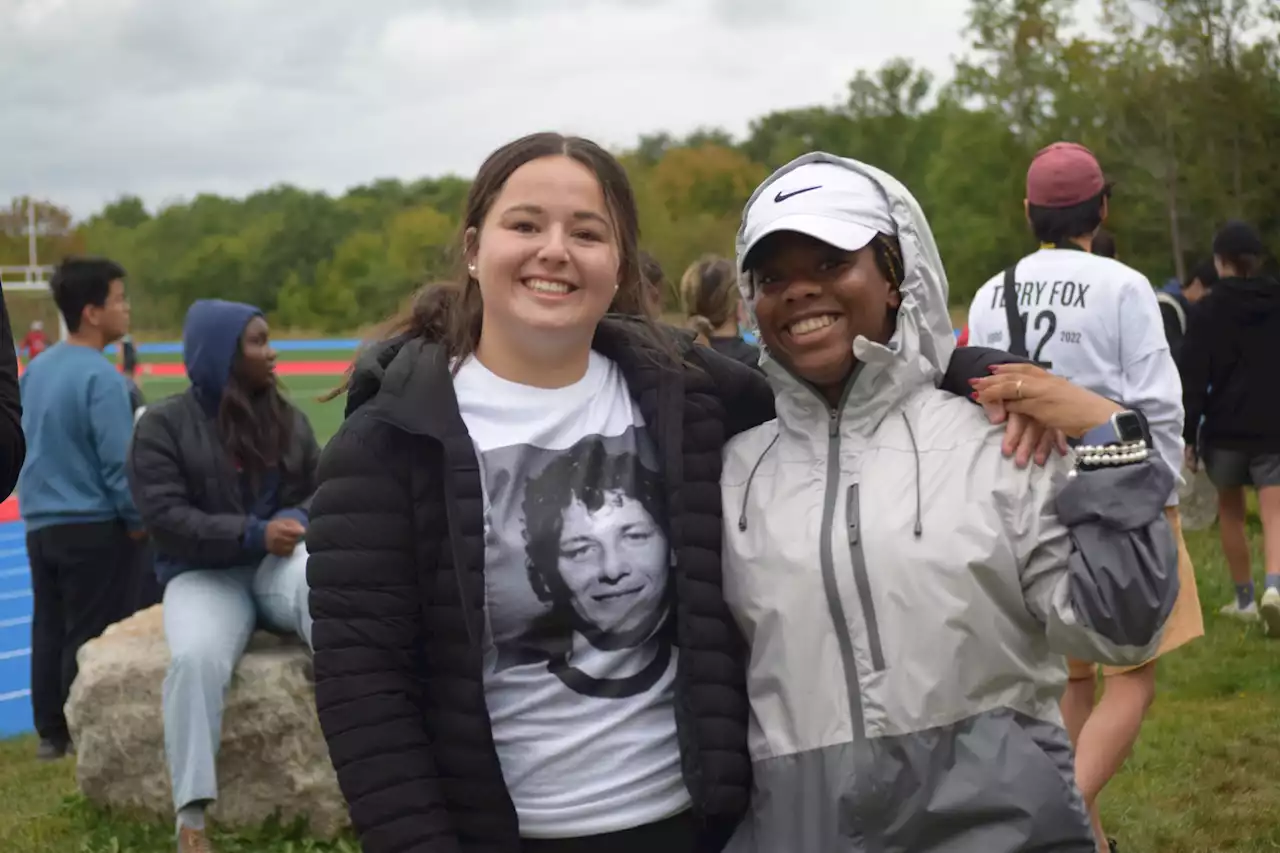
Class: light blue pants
162,544,312,812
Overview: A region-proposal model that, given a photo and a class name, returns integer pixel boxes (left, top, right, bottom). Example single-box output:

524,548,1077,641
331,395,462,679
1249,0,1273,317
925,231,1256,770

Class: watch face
1114,411,1146,444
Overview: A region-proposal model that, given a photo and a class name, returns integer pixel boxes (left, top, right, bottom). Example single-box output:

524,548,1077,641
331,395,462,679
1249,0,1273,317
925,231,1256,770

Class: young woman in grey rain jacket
719,153,1180,853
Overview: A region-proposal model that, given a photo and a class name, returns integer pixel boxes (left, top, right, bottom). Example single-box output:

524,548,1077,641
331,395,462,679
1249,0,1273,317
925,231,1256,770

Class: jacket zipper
816,401,869,747
816,388,884,849
846,484,886,672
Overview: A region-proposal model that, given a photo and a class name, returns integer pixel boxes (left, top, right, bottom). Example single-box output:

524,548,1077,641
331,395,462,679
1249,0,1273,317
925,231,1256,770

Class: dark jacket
1181,275,1280,453
1157,280,1191,361
0,284,24,499
306,315,1023,853
125,376,145,414
708,335,760,370
127,300,320,584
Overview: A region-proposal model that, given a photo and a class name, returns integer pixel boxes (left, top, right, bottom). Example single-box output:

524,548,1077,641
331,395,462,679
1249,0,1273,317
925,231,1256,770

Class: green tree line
2,0,1277,335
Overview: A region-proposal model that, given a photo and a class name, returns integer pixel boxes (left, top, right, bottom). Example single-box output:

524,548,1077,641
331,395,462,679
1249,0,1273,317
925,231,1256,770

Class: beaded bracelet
1075,440,1150,469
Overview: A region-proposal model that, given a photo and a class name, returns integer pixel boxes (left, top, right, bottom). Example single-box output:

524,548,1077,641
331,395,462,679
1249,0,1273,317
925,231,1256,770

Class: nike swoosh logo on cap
774,185,822,203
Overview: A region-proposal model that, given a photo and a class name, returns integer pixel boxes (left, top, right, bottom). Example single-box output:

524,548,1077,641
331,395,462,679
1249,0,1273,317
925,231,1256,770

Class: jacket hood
734,152,956,432
1214,276,1280,324
344,332,413,418
182,299,263,410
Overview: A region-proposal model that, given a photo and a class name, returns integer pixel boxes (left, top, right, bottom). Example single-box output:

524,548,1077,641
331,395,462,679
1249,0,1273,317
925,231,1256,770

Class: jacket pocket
846,484,885,672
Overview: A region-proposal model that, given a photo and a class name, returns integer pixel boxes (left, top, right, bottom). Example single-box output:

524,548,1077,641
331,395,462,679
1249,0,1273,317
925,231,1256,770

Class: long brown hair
219,347,294,490
327,132,675,400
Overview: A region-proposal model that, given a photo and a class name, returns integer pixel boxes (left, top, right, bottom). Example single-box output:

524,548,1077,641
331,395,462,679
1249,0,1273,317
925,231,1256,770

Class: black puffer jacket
306,317,1021,853
129,391,319,582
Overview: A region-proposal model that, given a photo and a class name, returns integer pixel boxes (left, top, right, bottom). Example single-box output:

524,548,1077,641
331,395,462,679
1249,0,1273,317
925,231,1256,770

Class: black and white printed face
556,488,666,638
479,428,673,699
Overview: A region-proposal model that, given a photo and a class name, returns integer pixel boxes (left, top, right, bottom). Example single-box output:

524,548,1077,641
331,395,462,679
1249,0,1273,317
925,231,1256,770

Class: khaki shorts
1067,506,1204,680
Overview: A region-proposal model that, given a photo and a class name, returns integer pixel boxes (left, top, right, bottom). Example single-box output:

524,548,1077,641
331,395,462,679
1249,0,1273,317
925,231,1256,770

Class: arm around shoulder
1017,455,1178,666
943,345,1032,396
687,343,775,438
307,416,462,853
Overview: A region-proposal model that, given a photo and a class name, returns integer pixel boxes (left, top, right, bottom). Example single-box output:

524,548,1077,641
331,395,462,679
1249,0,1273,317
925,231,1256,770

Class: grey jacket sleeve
1019,456,1179,665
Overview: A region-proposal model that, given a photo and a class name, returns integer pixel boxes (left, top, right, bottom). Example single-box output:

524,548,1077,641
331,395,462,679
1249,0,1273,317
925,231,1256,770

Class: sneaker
36,738,69,761
1259,588,1280,638
177,826,215,853
1220,599,1259,621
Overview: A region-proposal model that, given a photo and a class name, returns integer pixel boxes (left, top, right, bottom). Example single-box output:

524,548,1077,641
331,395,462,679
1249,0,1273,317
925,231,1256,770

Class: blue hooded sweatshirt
165,300,305,572
1161,277,1190,312
184,299,262,416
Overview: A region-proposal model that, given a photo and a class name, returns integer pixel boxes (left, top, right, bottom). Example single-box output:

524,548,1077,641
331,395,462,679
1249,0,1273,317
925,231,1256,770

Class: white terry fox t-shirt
967,248,1185,503
452,351,687,839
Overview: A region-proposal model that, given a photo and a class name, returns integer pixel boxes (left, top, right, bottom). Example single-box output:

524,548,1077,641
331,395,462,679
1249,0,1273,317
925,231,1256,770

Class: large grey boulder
65,605,349,838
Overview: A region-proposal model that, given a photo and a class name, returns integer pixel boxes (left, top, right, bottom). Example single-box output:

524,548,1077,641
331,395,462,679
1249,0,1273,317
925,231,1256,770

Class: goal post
0,265,67,346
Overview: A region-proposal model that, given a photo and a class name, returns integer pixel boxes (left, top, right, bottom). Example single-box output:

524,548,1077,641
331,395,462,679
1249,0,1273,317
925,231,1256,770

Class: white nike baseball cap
739,162,896,272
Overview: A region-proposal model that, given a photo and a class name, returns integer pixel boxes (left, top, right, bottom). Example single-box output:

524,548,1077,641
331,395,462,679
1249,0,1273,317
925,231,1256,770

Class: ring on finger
1016,379,1024,400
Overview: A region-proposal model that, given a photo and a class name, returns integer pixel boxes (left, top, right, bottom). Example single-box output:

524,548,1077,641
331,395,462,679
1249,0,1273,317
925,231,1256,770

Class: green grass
2,393,1277,848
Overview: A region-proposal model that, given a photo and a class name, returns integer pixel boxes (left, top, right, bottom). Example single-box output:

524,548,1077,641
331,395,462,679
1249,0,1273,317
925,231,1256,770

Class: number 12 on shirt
1019,309,1057,368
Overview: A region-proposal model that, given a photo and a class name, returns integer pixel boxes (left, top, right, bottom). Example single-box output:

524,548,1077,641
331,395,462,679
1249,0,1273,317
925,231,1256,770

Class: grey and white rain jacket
721,153,1179,853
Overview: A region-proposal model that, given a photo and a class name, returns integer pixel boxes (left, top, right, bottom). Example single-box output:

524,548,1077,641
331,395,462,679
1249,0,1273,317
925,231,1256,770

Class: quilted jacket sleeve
688,344,776,437
1017,456,1179,666
128,405,259,567
0,283,23,500
306,416,462,853
941,345,1032,393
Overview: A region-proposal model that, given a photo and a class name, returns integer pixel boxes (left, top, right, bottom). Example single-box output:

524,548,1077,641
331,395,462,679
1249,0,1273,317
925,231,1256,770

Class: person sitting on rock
127,299,320,853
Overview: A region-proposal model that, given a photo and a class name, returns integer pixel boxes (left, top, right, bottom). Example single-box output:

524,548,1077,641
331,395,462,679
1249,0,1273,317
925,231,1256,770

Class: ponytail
320,277,480,401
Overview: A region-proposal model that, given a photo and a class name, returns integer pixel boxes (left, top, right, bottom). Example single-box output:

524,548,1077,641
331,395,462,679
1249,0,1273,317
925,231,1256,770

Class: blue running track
0,521,31,737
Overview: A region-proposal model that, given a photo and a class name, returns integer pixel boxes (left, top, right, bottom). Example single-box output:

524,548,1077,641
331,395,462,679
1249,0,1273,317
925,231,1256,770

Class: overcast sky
2,0,985,218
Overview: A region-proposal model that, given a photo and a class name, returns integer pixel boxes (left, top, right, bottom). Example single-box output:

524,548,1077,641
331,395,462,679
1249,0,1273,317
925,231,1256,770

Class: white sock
177,804,206,833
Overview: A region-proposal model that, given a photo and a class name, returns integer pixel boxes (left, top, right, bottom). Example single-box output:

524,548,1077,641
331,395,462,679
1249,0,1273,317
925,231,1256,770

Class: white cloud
0,0,974,218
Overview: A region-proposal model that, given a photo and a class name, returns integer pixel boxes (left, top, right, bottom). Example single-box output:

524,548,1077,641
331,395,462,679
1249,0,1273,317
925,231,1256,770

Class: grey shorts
1203,447,1280,489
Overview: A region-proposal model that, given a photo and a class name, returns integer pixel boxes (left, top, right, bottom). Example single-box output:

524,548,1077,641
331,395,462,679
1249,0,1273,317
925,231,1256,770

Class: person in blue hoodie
20,256,142,762
127,299,320,853
1157,259,1217,363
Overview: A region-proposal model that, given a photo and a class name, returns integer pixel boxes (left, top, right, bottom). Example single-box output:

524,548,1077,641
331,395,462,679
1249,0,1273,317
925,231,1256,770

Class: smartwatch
1079,410,1151,449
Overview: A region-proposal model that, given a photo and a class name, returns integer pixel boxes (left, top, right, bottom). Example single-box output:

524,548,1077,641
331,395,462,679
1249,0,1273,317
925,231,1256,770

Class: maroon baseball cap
1026,142,1106,208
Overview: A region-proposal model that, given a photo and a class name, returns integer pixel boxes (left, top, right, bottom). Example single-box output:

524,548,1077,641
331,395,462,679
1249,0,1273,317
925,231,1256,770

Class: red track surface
142,360,350,377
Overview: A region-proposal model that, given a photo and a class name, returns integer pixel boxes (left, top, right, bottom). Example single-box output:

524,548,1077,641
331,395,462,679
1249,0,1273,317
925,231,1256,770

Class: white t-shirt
967,248,1185,504
452,351,687,839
